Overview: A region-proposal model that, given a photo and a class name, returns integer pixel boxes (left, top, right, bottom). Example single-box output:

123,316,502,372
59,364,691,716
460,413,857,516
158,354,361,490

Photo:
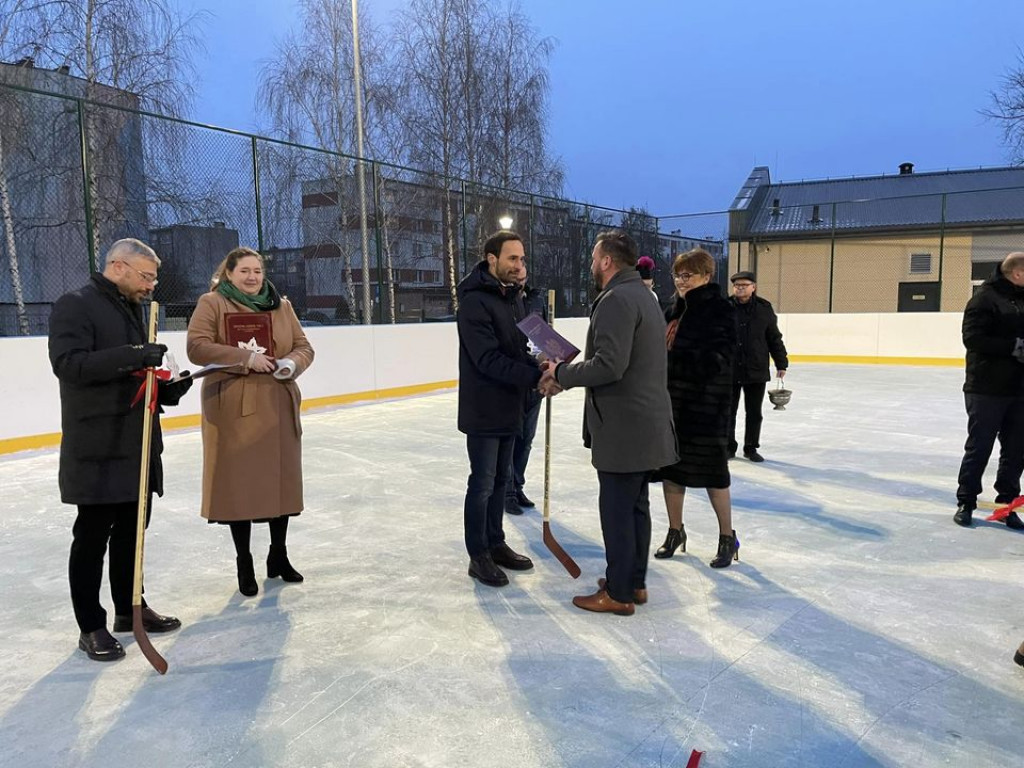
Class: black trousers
956,393,1024,507
597,470,651,604
509,398,542,494
464,435,514,557
729,381,767,454
69,498,151,633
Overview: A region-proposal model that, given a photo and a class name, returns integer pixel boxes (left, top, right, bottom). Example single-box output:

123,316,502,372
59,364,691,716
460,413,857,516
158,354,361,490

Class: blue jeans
464,435,515,556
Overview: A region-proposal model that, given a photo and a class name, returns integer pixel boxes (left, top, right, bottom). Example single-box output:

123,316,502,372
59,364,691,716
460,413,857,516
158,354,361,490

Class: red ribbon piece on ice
986,495,1024,522
686,750,705,768
131,368,172,413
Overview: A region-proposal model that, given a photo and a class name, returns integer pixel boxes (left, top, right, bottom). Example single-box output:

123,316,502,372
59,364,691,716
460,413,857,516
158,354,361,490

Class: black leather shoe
113,606,181,634
743,449,765,463
953,504,974,527
490,542,534,570
515,489,536,508
79,628,125,662
504,495,524,516
1006,511,1024,530
468,554,508,587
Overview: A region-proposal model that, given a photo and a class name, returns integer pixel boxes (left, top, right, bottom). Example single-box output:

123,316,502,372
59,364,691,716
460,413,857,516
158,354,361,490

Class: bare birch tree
984,48,1024,165
257,0,393,324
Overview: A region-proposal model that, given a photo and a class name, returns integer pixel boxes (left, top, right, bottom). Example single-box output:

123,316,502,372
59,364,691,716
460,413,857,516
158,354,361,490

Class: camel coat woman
186,292,314,522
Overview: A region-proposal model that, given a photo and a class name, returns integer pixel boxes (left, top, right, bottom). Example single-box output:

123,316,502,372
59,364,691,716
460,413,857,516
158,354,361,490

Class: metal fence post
251,137,264,252
828,202,837,313
938,193,946,310
461,179,469,276
371,161,385,324
77,100,97,273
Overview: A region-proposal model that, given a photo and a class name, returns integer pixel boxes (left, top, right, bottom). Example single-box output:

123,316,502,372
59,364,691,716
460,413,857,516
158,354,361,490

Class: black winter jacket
48,275,189,504
963,268,1024,396
730,294,789,383
456,261,542,435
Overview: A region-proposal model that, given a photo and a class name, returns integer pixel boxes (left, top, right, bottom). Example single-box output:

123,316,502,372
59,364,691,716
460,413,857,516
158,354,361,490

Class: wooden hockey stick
542,289,581,579
133,301,168,674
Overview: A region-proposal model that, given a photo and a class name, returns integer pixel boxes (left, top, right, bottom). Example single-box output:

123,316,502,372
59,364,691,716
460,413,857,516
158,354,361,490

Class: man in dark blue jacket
49,238,192,661
456,231,542,586
954,253,1024,528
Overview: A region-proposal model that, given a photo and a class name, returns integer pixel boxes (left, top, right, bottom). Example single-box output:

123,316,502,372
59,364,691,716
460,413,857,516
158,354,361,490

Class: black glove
141,343,168,368
158,374,194,406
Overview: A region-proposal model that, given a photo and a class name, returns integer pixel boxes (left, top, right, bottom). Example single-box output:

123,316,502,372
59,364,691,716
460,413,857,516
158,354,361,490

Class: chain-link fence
11,78,1012,336
1,79,683,336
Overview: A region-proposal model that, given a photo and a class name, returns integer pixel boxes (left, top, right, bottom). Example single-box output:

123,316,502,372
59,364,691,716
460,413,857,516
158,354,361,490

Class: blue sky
181,0,1024,215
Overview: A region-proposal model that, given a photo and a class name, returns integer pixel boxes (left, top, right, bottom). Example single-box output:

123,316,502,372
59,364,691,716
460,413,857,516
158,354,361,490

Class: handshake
537,360,564,397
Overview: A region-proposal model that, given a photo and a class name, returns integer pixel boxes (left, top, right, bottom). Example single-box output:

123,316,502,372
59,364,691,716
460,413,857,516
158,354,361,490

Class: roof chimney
899,162,914,175
771,198,781,216
810,204,822,223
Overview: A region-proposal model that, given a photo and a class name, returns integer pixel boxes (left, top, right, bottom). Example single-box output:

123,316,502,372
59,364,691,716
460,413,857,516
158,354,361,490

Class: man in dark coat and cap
728,271,788,463
48,238,193,661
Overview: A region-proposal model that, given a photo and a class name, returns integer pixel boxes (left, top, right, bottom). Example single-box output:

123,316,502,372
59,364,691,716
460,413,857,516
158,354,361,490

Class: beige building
728,164,1024,313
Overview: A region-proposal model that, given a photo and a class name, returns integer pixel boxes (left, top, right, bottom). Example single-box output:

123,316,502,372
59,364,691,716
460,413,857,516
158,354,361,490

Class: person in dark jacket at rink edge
954,252,1024,529
727,271,788,463
48,238,193,662
457,230,542,587
504,269,548,517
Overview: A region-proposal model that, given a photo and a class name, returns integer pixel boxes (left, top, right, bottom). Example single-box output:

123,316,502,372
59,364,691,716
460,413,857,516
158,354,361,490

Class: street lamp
498,215,514,230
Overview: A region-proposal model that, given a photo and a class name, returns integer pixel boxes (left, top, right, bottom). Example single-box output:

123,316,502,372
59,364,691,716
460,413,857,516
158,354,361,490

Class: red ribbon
131,368,172,413
685,750,704,768
986,495,1024,522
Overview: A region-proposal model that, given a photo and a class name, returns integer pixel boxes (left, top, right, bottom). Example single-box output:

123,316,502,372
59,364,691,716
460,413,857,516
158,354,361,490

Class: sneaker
743,449,765,463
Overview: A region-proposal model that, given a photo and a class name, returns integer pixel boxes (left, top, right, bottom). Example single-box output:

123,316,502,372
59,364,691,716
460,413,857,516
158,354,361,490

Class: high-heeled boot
709,530,740,568
236,554,258,596
267,544,304,582
654,526,687,559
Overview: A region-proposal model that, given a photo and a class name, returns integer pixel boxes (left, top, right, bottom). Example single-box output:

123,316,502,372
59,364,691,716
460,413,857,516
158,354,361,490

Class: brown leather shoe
572,589,634,616
597,577,647,605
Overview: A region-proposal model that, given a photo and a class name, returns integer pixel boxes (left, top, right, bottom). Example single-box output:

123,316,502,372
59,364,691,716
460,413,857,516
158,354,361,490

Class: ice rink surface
1,364,1023,767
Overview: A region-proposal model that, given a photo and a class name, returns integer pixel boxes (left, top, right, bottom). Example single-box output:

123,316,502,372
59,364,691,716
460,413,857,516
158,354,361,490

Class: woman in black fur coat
652,248,739,567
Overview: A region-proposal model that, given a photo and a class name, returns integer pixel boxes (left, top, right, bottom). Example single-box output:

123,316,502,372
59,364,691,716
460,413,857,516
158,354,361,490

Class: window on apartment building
909,253,932,274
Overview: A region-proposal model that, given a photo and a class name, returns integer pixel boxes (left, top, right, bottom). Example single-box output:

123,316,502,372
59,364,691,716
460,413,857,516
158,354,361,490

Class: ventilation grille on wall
909,253,932,274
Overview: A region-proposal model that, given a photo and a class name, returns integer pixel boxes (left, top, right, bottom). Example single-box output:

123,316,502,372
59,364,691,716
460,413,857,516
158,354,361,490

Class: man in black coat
48,238,193,662
954,253,1024,529
504,271,547,516
456,231,542,587
728,271,788,463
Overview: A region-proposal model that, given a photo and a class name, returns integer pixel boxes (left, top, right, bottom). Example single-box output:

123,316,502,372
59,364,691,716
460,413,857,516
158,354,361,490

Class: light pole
498,215,514,230
352,0,372,324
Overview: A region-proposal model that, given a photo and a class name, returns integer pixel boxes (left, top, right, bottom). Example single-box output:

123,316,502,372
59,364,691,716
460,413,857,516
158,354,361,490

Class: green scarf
216,278,281,312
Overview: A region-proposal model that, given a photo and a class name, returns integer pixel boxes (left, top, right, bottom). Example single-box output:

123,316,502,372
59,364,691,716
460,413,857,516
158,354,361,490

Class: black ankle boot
654,526,686,559
267,544,304,582
710,530,739,568
236,554,258,596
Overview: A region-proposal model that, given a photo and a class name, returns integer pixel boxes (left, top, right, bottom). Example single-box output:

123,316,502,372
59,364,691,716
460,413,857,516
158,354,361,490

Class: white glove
273,357,296,380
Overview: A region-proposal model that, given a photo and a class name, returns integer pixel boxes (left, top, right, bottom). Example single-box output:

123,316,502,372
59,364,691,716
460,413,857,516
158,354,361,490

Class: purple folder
517,312,580,363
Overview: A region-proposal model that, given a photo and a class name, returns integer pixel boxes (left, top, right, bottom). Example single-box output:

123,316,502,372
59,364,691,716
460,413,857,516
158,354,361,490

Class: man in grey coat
540,231,678,615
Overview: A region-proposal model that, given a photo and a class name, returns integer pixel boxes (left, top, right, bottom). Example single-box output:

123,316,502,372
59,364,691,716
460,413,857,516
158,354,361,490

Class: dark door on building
897,281,941,312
